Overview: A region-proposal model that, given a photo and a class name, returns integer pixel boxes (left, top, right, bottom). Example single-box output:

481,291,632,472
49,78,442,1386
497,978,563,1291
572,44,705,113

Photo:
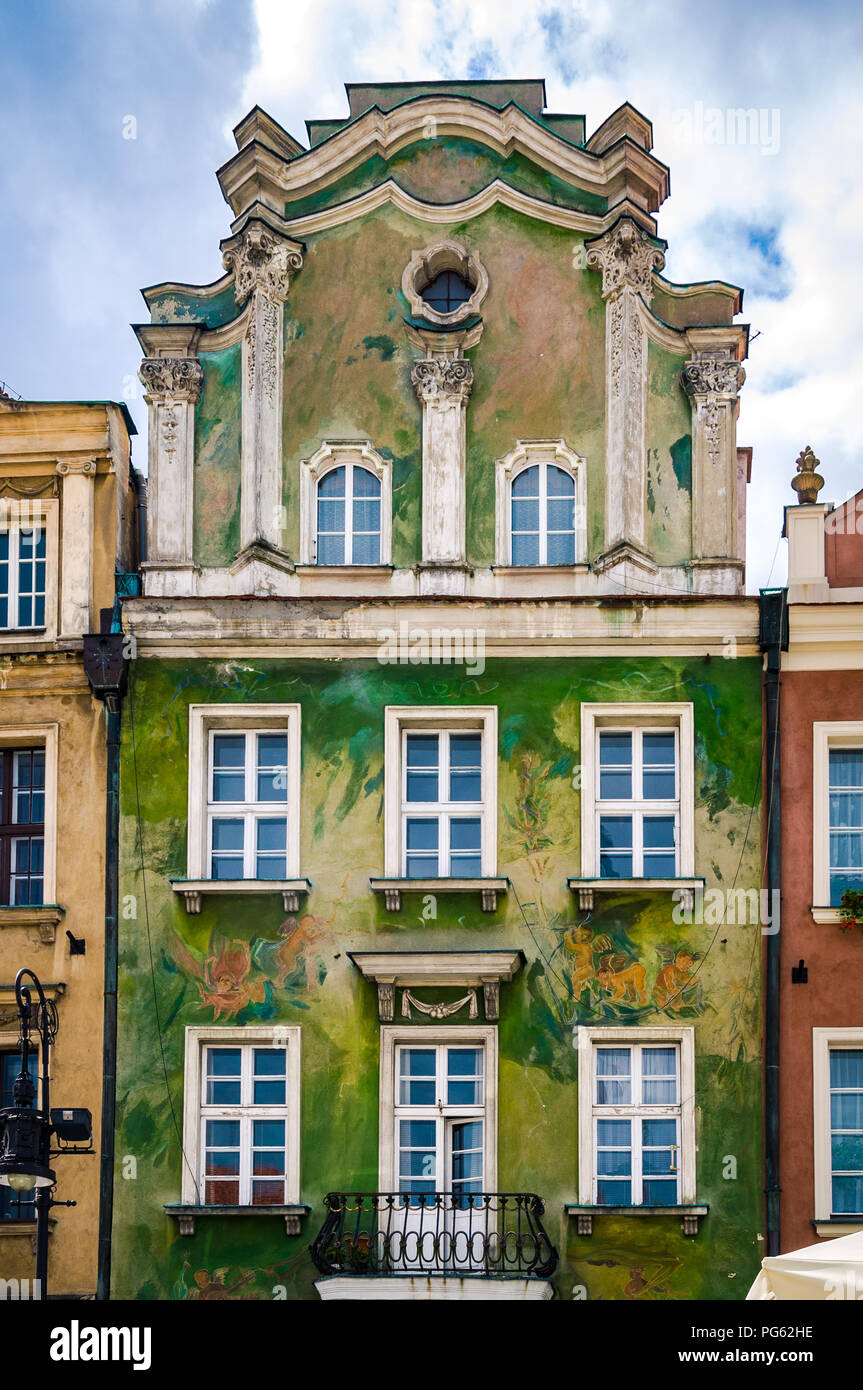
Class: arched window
511,464,577,566
316,463,381,566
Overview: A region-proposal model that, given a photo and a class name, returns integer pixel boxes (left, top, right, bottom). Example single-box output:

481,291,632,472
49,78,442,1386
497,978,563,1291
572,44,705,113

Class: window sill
567,878,704,912
165,1204,311,1237
566,1204,708,1237
370,877,508,914
811,907,843,924
491,565,590,574
812,1218,863,1238
0,903,65,944
170,879,311,915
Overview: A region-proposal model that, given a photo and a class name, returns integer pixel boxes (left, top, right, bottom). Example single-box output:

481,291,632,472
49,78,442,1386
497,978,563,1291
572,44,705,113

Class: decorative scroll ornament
682,358,746,398
410,357,474,405
791,444,825,504
585,217,665,302
222,222,303,306
401,989,478,1020
138,357,203,403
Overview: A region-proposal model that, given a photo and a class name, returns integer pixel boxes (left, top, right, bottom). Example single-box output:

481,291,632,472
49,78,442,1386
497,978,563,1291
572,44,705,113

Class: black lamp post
0,968,91,1299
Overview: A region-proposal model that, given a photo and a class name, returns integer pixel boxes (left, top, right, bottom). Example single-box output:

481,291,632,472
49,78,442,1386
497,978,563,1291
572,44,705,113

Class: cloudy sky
2,0,861,589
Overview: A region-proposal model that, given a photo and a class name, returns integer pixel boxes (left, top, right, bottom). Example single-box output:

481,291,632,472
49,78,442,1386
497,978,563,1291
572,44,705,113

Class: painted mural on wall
113,653,763,1301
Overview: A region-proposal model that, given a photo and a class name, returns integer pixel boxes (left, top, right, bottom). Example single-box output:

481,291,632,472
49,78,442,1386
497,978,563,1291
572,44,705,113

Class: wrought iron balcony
310,1192,558,1280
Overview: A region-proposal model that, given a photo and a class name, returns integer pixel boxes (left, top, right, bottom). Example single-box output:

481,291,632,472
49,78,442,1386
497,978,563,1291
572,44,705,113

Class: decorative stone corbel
138,350,203,592
682,350,745,590
481,979,500,1021
55,458,97,636
221,220,303,560
377,981,395,1023
586,218,665,574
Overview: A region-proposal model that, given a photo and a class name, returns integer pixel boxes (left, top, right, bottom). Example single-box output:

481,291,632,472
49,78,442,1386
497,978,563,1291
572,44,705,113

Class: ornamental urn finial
791,445,825,504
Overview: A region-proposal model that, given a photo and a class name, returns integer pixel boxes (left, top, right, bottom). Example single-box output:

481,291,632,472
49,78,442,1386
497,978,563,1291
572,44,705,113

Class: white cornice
348,950,524,987
121,594,760,658
783,602,863,669
283,178,650,239
217,98,670,218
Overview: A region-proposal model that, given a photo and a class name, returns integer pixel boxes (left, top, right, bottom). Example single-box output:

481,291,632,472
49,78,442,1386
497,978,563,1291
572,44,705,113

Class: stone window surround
812,1027,863,1232
0,498,60,643
382,705,499,879
299,440,392,568
576,1024,698,1216
183,703,302,889
401,241,489,328
378,1023,497,1191
579,702,695,883
494,439,587,568
179,1024,302,1209
811,722,863,924
0,723,58,908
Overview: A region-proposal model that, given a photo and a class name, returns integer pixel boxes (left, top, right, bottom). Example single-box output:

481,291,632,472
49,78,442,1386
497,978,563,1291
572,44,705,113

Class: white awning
746,1229,863,1300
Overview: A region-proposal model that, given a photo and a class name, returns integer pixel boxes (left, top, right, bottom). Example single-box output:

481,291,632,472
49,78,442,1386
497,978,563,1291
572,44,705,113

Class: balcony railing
310,1192,558,1280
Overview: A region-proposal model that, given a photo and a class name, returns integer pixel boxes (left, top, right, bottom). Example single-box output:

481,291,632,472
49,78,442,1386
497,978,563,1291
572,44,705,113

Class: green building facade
113,81,763,1301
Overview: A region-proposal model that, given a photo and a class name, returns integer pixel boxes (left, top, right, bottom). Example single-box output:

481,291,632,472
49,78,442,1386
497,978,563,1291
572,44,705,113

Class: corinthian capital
682,357,746,398
585,217,665,302
221,221,304,305
139,357,203,403
411,357,474,405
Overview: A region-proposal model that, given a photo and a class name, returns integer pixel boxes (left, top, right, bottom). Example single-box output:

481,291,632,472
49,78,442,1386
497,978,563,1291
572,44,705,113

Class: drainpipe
759,587,787,1258
83,614,129,1300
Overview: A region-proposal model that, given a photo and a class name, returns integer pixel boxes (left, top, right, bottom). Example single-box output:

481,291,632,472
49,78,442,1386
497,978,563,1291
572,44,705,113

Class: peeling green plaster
646,342,692,565
193,345,241,565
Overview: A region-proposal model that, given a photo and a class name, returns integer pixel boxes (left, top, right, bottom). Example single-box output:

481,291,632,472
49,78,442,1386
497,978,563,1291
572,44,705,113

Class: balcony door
393,1043,486,1272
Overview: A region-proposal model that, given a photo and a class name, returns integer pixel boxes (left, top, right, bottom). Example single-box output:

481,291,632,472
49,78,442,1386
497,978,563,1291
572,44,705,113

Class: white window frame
577,1026,696,1206
379,1025,497,1191
180,1025,301,1207
0,723,58,905
299,440,391,567
580,703,694,879
0,499,59,641
383,706,498,879
595,725,680,878
812,723,863,919
813,1027,863,1222
400,727,484,878
495,440,586,568
187,705,301,883
206,726,292,880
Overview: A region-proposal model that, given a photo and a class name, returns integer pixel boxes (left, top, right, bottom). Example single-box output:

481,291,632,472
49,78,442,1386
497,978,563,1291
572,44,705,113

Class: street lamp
0,968,92,1299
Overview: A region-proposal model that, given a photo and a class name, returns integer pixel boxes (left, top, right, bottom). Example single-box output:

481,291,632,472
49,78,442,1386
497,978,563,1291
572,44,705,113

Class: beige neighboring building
0,397,137,1297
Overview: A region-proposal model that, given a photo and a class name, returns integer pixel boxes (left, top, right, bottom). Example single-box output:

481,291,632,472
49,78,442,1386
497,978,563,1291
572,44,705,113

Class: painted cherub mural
557,923,705,1023
172,934,266,1021
652,946,704,1015
253,909,335,990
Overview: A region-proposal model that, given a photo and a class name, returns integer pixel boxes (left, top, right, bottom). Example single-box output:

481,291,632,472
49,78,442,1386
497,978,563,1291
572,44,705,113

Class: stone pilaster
56,458,96,636
683,352,745,588
411,354,474,572
138,355,203,587
221,221,303,558
586,218,665,570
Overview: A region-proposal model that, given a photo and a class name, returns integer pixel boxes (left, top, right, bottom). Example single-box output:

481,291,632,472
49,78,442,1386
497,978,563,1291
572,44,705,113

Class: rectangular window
591,1043,680,1205
0,521,47,631
394,1043,486,1200
0,1051,39,1220
0,747,45,904
402,730,484,878
200,1043,292,1207
207,730,289,881
828,749,863,905
597,728,678,878
828,1048,863,1215
578,1026,696,1207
